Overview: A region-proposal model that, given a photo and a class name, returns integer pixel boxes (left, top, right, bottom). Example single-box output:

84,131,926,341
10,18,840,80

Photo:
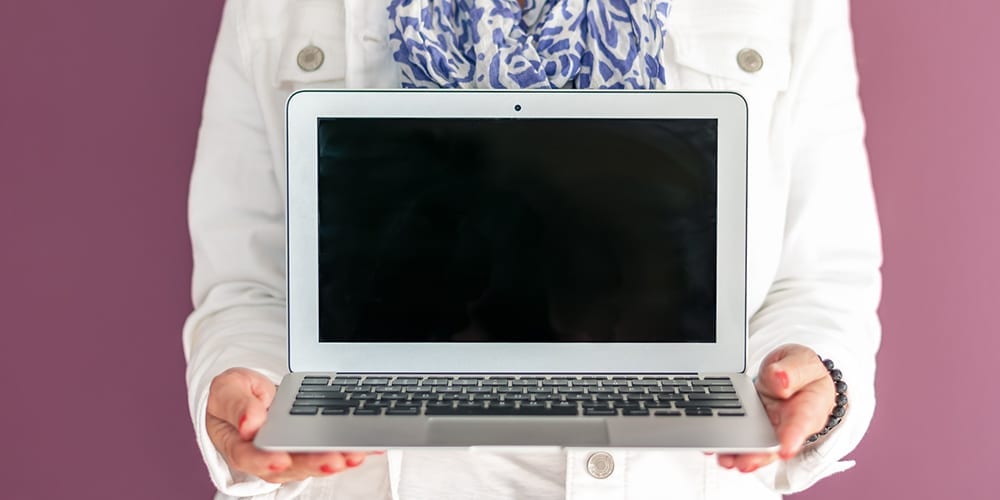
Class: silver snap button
737,48,764,73
297,45,325,72
586,451,614,479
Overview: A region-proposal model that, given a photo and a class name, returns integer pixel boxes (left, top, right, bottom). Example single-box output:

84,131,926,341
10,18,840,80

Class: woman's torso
225,0,799,498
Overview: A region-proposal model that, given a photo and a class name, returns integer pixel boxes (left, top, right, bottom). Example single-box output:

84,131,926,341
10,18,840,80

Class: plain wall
0,0,996,498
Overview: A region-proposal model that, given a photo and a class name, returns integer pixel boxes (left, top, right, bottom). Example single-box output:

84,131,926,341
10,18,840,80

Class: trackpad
427,418,609,447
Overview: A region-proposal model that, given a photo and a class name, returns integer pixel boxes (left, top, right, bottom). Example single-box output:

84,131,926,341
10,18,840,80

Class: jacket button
737,48,764,73
297,45,325,72
586,451,614,479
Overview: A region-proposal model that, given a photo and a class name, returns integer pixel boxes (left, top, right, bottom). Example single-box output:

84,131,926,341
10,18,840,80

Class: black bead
830,369,843,382
827,416,841,428
819,427,830,436
832,405,846,418
807,435,819,443
835,380,848,394
823,359,835,371
836,394,848,406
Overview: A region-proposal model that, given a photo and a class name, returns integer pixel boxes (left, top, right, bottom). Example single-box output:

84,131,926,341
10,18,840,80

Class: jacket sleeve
746,0,883,493
183,0,310,496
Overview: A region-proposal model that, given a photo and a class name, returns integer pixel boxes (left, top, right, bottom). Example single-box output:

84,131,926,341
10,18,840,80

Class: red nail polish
268,463,284,472
239,414,247,430
346,458,360,466
320,464,336,474
776,370,789,389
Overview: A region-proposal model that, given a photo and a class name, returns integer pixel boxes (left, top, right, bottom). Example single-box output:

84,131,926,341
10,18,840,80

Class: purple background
0,0,996,498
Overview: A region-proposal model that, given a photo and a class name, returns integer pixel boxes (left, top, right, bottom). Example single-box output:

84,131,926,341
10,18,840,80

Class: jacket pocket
666,0,793,94
273,0,348,87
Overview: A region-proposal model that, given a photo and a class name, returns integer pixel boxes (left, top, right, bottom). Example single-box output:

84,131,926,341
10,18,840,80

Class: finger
207,369,276,440
717,454,736,469
291,451,349,476
731,452,778,473
343,452,369,467
207,415,292,476
776,377,835,459
757,345,828,400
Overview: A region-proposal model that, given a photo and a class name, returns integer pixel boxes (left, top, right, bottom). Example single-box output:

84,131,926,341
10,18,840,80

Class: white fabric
184,0,882,499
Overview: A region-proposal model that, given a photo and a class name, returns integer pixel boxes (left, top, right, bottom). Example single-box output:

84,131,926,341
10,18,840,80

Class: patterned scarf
387,0,672,89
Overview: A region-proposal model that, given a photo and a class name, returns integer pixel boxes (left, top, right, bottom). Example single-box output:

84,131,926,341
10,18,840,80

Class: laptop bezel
285,90,747,374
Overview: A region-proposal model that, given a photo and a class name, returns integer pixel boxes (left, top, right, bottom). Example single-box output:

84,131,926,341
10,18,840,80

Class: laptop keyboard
289,375,743,417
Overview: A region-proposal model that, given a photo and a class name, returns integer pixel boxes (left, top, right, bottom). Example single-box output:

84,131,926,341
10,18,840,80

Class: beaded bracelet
806,356,848,444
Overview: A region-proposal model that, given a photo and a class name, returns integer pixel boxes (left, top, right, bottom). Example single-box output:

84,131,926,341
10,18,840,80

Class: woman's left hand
716,344,836,473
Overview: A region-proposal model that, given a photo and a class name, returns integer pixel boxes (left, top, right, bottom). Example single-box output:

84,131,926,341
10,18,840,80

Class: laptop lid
286,90,747,374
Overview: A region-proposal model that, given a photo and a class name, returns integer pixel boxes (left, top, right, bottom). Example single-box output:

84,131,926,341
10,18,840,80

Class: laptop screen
316,118,717,343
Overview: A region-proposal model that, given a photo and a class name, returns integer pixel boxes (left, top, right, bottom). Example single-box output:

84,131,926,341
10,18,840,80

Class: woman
183,0,882,498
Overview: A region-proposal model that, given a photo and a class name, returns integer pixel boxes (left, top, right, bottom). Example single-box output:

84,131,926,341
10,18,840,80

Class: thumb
207,368,277,441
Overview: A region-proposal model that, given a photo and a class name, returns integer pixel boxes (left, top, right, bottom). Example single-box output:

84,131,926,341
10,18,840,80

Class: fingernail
268,463,285,472
775,370,789,389
346,458,360,466
320,464,336,474
238,414,247,431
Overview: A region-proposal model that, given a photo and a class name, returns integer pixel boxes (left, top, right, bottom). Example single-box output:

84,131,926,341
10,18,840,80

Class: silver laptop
255,90,779,452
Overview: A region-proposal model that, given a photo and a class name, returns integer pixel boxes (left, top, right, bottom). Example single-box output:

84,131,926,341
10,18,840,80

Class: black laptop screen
316,118,717,343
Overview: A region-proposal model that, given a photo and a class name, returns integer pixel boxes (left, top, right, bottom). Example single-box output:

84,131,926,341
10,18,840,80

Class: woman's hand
716,344,836,473
206,368,382,483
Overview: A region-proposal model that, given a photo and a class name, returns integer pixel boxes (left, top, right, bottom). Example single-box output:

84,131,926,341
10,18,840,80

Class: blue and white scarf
388,0,672,89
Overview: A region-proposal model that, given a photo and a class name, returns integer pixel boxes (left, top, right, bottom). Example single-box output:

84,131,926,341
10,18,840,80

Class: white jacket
183,0,883,499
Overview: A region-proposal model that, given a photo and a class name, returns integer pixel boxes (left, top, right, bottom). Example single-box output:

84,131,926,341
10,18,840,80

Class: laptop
255,90,779,452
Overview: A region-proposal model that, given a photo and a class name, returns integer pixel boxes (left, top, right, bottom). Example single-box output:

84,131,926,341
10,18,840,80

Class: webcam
514,104,522,112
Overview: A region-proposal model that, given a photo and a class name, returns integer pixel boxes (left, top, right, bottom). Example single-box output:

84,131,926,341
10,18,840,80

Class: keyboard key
541,379,570,386
631,380,659,386
676,400,742,409
655,393,684,401
623,409,650,416
301,379,330,386
452,379,480,386
290,407,318,415
466,387,493,393
472,394,501,401
687,393,740,401
299,385,343,392
332,377,360,385
653,410,682,417
708,386,737,393
644,401,674,409
684,408,714,416
583,408,617,416
392,378,421,385
551,401,578,412
385,408,420,415
422,378,452,386
353,408,382,416
692,379,733,386
717,410,746,417
320,407,349,415
295,392,348,399
360,378,390,386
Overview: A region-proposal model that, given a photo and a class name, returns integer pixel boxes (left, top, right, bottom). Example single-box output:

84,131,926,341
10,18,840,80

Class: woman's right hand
207,368,380,483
